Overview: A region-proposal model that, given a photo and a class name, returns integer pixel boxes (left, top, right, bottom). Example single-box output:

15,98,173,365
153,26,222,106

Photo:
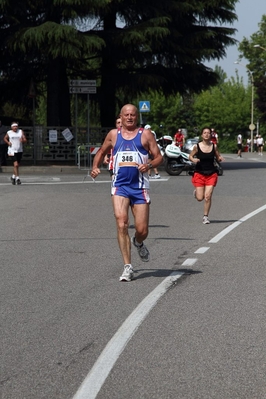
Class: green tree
193,75,253,136
0,0,107,125
238,14,266,121
97,0,238,125
0,0,238,127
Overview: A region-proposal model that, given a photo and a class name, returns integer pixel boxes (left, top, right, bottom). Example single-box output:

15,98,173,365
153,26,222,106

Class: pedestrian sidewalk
0,151,265,176
0,165,90,175
225,151,266,162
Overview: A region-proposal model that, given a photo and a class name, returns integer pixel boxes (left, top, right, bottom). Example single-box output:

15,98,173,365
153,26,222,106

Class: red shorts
192,172,218,187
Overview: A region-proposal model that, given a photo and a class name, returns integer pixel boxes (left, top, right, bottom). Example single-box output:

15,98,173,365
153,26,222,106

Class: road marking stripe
72,270,184,399
0,178,169,186
209,204,266,243
0,181,111,186
194,247,210,254
182,258,198,266
73,204,266,398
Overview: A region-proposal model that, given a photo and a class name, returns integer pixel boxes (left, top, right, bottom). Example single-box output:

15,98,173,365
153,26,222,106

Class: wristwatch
148,163,153,169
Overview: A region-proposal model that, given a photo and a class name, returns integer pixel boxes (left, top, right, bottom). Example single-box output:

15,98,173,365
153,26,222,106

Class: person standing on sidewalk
90,104,163,282
246,137,251,152
174,128,185,150
189,126,224,224
210,128,219,145
4,122,27,185
256,135,264,156
237,133,242,158
144,124,161,179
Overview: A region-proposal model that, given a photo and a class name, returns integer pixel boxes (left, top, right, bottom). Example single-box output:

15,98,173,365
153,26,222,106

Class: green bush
218,138,238,153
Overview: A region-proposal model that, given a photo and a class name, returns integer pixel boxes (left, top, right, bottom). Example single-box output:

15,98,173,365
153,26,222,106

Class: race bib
117,151,138,167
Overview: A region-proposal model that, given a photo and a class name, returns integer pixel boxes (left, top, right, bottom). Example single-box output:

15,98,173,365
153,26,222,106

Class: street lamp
254,44,266,51
253,45,266,142
234,61,255,152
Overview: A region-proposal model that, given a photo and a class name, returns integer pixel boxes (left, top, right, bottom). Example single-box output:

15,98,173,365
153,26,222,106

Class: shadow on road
133,268,202,280
222,160,266,171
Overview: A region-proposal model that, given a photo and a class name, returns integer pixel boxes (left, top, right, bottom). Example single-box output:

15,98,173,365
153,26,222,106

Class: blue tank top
112,128,149,189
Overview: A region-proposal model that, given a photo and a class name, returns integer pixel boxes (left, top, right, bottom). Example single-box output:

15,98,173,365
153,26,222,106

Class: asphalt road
1,153,266,399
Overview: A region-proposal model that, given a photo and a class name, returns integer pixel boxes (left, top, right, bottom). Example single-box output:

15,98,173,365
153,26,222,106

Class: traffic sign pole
249,123,255,153
69,87,97,94
70,80,96,87
69,80,97,166
75,93,78,165
139,101,150,127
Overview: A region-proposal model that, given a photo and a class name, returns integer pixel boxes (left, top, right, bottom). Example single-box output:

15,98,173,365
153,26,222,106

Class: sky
206,0,265,85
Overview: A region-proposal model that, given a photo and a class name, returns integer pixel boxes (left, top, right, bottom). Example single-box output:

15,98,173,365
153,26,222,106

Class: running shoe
203,216,210,224
16,179,21,185
131,236,150,262
10,177,15,185
154,174,161,179
119,264,134,282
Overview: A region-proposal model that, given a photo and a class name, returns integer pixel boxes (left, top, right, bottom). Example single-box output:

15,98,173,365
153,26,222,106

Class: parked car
183,137,199,154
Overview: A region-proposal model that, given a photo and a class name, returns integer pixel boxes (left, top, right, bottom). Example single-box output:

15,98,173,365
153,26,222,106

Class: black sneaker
10,177,15,185
131,236,150,262
16,179,21,185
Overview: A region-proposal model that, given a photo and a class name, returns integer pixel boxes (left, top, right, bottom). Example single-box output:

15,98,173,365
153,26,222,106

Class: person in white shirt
237,133,242,158
4,122,27,185
145,124,161,179
256,135,264,156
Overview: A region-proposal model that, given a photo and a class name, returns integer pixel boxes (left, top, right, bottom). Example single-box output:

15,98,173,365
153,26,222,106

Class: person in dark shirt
189,126,224,224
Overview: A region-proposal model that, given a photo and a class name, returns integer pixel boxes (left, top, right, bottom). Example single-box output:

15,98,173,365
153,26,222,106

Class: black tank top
195,143,217,175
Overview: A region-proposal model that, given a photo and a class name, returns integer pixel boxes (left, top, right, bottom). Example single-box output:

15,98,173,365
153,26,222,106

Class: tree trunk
99,10,118,127
99,64,117,127
47,58,71,126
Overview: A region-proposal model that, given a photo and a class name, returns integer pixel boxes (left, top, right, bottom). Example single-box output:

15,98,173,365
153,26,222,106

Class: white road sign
69,80,96,87
69,87,97,94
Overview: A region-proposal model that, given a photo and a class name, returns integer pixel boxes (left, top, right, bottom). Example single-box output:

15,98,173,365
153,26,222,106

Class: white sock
12,174,15,179
16,176,20,180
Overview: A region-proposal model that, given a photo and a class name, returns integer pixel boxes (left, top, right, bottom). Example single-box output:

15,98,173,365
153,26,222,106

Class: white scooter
164,143,223,176
164,144,195,176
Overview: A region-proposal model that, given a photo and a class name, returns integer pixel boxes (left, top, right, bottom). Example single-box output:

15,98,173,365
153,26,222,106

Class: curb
0,165,87,175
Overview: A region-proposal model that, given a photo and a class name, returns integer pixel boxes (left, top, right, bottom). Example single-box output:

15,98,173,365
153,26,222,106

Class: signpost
69,80,97,166
69,87,97,94
139,101,150,125
70,80,96,87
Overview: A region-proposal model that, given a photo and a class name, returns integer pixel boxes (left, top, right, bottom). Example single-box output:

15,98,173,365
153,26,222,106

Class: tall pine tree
0,0,238,126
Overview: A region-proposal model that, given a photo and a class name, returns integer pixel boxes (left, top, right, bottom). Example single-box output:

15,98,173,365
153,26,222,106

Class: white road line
0,178,169,186
182,258,198,266
72,270,184,399
72,204,266,399
0,180,111,186
194,247,210,254
209,204,266,243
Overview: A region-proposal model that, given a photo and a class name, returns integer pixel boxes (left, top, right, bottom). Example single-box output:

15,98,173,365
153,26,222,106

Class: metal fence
77,145,104,170
20,125,112,165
